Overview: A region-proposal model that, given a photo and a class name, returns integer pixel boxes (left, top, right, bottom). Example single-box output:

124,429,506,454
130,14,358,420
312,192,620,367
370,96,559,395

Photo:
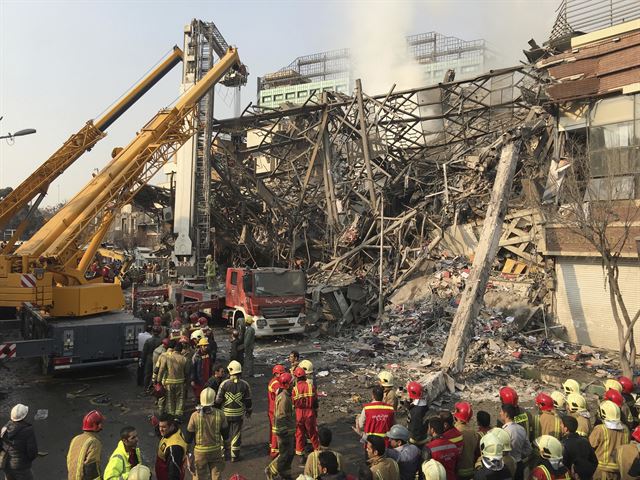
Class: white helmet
191,329,204,342
228,360,242,375
422,459,447,480
10,404,28,422
128,465,151,480
200,387,216,407
378,370,394,387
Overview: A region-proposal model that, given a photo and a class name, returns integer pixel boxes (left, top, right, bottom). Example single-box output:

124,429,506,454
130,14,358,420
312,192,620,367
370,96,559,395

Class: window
336,84,347,93
274,94,283,101
230,271,238,286
285,92,296,100
297,91,308,98
261,95,272,103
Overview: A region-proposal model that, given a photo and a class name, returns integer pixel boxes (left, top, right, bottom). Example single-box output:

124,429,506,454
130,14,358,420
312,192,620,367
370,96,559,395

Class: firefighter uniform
266,387,295,479
426,435,460,480
66,432,102,480
383,387,398,411
268,376,280,458
455,421,480,479
155,429,187,480
530,460,572,480
215,375,252,461
443,426,464,452
360,401,395,442
304,447,344,478
292,376,320,456
514,407,534,441
369,455,400,480
534,411,562,439
590,423,630,480
572,412,593,437
157,350,188,417
617,443,640,480
187,407,228,480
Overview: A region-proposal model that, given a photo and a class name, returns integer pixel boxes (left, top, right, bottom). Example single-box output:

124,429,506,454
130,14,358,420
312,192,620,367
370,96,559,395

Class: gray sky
0,0,558,206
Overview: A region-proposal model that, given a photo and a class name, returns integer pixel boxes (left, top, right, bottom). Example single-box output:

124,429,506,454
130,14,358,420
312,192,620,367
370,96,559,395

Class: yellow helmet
550,391,566,410
563,379,581,396
421,459,447,480
228,360,242,375
378,370,394,387
488,428,512,452
244,315,254,325
299,359,314,375
604,379,623,393
197,337,209,347
480,431,504,460
128,465,152,480
536,435,563,460
200,387,216,407
566,393,587,413
600,400,621,422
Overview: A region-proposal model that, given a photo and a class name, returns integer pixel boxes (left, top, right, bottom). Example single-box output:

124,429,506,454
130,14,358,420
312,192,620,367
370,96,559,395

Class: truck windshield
254,271,306,297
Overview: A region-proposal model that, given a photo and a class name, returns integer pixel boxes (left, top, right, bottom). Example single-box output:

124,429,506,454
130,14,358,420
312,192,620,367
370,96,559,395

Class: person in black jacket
1,404,38,480
560,415,598,480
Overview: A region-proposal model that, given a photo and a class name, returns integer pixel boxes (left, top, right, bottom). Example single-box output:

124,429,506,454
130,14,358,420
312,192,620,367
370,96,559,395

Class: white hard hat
191,329,204,341
11,404,28,422
228,360,242,375
200,387,216,407
128,464,152,480
422,459,447,480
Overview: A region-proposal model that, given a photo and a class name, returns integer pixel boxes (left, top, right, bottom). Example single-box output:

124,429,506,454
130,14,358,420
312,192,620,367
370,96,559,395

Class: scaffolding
406,32,485,66
550,0,640,40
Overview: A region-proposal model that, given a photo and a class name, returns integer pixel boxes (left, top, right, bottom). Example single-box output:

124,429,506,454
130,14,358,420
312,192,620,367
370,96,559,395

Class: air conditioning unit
162,207,173,222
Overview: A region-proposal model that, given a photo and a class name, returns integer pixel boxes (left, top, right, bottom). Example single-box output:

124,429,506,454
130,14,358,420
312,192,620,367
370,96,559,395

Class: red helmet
293,367,306,378
278,372,293,389
82,410,105,432
161,338,170,348
198,317,208,326
500,386,519,406
535,393,554,411
619,376,633,394
407,381,423,400
272,364,286,376
229,475,248,480
632,426,640,443
153,316,162,326
189,313,199,321
454,401,473,423
604,388,624,407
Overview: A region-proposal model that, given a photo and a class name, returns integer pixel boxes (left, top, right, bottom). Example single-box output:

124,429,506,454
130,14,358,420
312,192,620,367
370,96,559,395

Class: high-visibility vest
363,401,394,437
155,429,187,479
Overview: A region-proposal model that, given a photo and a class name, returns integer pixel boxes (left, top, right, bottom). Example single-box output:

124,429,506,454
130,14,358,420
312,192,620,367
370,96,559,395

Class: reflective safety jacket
274,389,295,437
363,401,395,438
443,426,464,453
268,377,280,420
186,407,229,454
103,440,142,480
155,429,187,480
292,378,318,420
157,350,188,385
617,442,640,480
590,423,630,473
215,375,252,420
454,421,480,478
66,432,102,480
426,436,460,480
571,411,593,437
534,411,562,439
531,460,571,480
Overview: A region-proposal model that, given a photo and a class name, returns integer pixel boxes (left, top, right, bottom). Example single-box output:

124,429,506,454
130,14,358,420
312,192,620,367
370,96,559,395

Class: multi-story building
257,32,488,109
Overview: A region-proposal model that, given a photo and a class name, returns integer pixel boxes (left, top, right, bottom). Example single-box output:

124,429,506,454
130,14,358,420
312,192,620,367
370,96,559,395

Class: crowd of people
4,315,640,480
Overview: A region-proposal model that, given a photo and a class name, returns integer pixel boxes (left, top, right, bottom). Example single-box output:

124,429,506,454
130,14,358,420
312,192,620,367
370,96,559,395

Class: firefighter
243,316,256,377
590,400,630,480
191,338,213,400
299,359,315,385
205,254,217,290
617,426,640,480
215,360,252,462
288,351,300,374
155,414,187,480
563,379,581,396
269,365,286,459
534,393,562,439
266,372,296,480
186,387,229,480
366,435,400,480
425,417,460,480
292,366,320,462
441,410,464,453
474,431,511,480
453,401,481,480
157,341,189,417
500,386,534,441
169,319,182,340
605,389,634,429
618,377,638,426
551,391,567,414
566,393,593,437
378,370,398,410
103,426,142,480
200,320,218,362
129,465,152,480
355,385,395,444
530,435,571,480
486,428,517,478
406,381,429,446
142,326,164,389
66,410,105,480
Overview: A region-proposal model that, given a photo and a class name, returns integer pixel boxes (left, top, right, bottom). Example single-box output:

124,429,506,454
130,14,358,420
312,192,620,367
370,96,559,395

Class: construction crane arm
0,47,183,233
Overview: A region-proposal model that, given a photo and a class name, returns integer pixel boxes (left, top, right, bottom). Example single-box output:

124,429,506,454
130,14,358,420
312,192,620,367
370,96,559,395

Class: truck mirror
242,273,252,292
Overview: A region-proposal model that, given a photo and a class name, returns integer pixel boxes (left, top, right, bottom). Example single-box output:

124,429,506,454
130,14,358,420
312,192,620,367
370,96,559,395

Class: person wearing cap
479,428,516,478
617,425,640,480
67,410,105,480
405,381,429,446
142,325,164,390
378,371,398,411
304,426,345,478
531,435,571,480
566,393,593,437
243,316,256,377
441,410,464,453
453,402,480,480
590,401,630,480
186,387,229,480
474,431,511,480
560,415,597,480
155,413,187,480
1,404,37,480
366,434,400,480
500,404,532,480
534,393,562,439
386,424,421,480
191,337,213,400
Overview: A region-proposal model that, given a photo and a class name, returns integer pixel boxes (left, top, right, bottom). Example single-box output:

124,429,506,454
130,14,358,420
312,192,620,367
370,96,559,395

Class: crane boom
7,47,243,317
0,47,183,232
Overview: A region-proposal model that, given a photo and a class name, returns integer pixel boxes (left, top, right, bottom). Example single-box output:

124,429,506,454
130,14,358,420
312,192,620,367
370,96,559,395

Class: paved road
0,329,367,478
